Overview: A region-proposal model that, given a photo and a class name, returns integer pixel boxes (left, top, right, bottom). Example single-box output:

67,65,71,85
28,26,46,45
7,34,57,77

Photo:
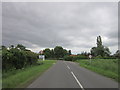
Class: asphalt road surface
28,60,118,88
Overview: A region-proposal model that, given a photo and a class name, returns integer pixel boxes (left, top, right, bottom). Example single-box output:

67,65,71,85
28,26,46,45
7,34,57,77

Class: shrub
64,55,88,61
94,55,103,59
2,45,39,72
64,56,73,61
76,55,88,59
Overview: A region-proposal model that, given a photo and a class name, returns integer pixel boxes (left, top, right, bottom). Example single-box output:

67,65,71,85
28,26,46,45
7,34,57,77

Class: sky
2,2,118,54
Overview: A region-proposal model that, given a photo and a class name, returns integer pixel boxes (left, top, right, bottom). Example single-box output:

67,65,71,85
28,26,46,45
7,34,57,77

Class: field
76,59,118,81
2,60,56,88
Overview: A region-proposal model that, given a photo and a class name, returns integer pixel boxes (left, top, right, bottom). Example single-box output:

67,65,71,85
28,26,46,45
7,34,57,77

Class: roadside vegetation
2,44,57,88
2,60,56,88
63,36,119,81
2,44,39,72
76,59,118,81
2,35,119,88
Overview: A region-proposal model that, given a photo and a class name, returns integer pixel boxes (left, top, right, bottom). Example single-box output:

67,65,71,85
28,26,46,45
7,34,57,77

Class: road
27,60,118,89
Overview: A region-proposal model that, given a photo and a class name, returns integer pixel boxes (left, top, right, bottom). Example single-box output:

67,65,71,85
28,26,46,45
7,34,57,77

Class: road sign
89,55,92,59
89,55,92,64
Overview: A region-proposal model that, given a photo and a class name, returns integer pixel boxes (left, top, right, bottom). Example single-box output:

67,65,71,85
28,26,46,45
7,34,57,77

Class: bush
64,56,73,61
76,55,88,59
25,51,38,66
94,55,103,59
2,49,14,71
2,45,39,72
64,55,88,61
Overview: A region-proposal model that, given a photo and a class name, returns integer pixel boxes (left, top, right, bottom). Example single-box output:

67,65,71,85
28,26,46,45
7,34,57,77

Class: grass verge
76,59,118,82
2,60,56,88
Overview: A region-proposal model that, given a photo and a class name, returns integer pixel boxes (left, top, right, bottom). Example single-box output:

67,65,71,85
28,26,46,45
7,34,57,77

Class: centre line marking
71,71,85,90
67,65,70,69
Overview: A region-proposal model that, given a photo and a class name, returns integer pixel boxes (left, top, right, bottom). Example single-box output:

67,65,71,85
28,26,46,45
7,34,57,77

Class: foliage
43,48,51,58
2,44,38,72
76,55,88,59
94,55,103,59
91,36,111,57
16,44,26,50
64,55,88,61
80,51,90,56
54,46,64,59
42,46,71,59
68,50,72,55
64,55,73,61
25,50,38,66
114,50,120,58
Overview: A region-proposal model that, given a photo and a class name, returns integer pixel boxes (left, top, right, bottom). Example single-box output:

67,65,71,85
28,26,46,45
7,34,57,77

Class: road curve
27,60,118,88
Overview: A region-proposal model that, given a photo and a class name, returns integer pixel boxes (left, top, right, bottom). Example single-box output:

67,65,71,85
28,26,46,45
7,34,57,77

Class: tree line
40,36,119,61
63,36,119,61
1,36,119,71
41,46,71,59
2,44,38,72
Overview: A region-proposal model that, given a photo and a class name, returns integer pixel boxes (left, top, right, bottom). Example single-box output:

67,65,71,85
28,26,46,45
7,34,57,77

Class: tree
90,36,111,57
2,45,7,50
2,47,13,71
81,51,89,56
9,47,26,69
68,50,72,55
63,49,68,56
25,50,38,66
97,36,102,47
50,49,55,58
54,46,64,59
104,46,111,56
42,47,71,59
16,44,26,50
114,50,120,58
43,48,51,58
2,44,38,71
9,45,14,49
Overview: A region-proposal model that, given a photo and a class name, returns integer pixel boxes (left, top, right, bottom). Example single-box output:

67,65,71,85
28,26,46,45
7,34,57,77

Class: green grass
76,59,118,82
2,60,56,88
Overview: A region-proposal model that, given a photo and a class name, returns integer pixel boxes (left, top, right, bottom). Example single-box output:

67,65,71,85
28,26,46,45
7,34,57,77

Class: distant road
28,60,118,88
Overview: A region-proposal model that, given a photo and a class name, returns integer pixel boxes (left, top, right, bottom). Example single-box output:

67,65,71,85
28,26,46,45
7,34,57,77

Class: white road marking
67,65,70,70
71,71,85,90
65,62,84,89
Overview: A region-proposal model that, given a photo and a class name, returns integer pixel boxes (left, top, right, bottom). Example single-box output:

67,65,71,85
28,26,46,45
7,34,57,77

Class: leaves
2,44,38,72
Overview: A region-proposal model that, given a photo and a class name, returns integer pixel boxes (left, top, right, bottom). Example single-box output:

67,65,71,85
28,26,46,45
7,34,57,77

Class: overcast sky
2,2,118,54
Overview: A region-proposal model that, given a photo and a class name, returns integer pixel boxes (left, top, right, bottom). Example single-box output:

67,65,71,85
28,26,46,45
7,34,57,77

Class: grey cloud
2,2,118,54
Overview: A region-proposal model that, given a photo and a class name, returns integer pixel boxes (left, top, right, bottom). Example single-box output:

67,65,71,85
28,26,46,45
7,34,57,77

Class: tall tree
97,36,102,47
91,36,111,57
43,48,51,58
54,46,64,59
